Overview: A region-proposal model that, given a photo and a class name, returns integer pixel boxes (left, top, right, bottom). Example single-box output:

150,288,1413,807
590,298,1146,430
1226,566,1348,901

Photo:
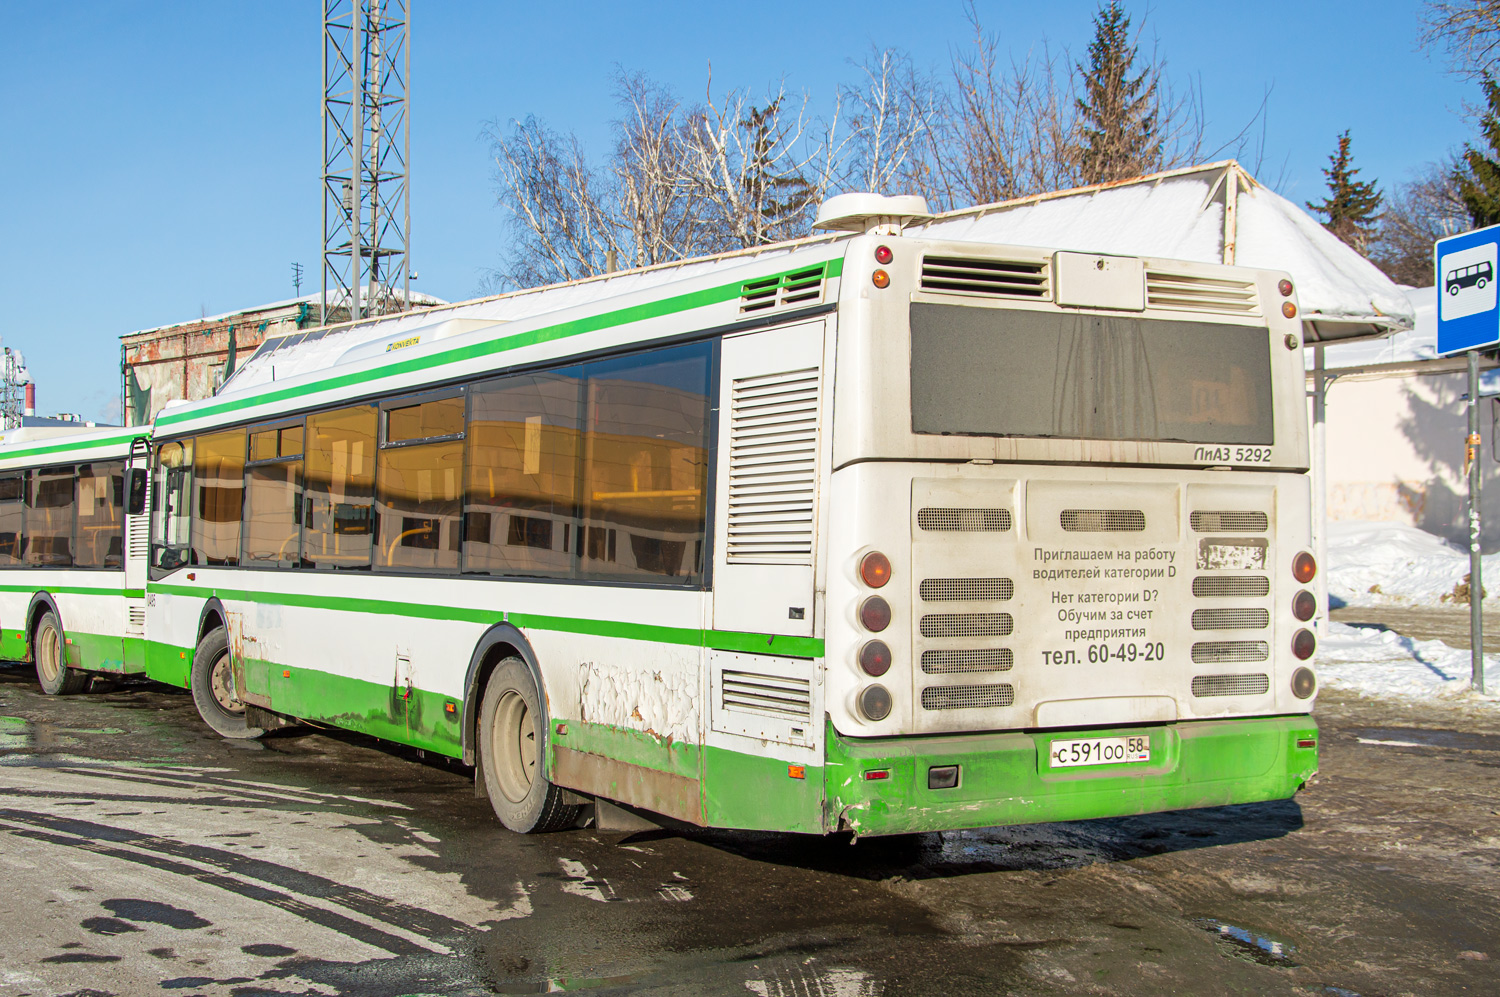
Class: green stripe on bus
0,583,132,598
157,256,844,428
0,430,142,463
151,583,824,657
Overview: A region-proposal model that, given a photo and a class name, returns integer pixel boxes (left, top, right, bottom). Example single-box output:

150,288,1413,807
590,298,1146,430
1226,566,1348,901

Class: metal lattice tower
0,348,28,430
323,0,410,324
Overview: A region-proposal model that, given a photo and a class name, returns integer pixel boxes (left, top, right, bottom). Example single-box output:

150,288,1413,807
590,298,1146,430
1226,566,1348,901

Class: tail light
1292,590,1317,621
859,684,893,721
859,596,891,632
859,551,892,588
858,640,892,676
1292,552,1316,584
1292,629,1316,661
1292,666,1317,698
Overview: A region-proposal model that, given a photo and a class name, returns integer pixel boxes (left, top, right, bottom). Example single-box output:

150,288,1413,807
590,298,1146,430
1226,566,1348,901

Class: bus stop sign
1437,223,1500,355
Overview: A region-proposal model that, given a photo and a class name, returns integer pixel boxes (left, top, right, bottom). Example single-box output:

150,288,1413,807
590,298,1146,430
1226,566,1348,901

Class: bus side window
193,429,245,566
27,465,76,568
0,472,26,566
153,440,194,572
304,405,377,570
76,460,126,569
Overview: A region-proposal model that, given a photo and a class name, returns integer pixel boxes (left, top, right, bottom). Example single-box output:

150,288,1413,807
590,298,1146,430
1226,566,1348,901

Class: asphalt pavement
0,660,1496,997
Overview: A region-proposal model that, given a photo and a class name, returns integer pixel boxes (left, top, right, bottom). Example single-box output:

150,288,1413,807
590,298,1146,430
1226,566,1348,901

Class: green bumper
824,714,1318,836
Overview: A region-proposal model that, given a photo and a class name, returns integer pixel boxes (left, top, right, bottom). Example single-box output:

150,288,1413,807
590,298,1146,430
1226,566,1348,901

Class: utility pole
322,0,411,325
292,262,304,297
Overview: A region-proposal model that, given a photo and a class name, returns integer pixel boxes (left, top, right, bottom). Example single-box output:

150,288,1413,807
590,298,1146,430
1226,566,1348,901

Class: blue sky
0,1,1476,424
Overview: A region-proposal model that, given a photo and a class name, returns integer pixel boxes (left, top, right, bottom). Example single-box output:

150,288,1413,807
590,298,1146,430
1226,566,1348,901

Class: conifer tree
1306,130,1383,253
1456,75,1500,227
1076,1,1162,184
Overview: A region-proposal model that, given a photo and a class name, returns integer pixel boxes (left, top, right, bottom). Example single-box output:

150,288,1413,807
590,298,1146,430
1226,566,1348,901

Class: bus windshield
909,303,1274,445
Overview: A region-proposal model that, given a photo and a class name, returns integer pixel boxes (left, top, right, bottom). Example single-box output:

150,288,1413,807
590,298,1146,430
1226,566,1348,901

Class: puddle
1351,727,1500,753
492,973,642,993
1195,918,1297,967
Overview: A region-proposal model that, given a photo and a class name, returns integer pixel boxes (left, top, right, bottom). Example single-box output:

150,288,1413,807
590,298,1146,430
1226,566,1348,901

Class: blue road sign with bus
1437,224,1500,355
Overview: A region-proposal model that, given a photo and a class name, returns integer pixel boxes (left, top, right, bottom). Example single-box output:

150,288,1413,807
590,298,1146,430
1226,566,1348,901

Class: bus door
123,436,151,670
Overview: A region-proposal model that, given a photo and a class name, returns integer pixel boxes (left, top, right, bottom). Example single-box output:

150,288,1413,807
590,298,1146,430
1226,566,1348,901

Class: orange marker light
788,764,806,780
445,702,457,714
872,269,890,288
1282,301,1297,319
283,670,291,678
859,550,892,588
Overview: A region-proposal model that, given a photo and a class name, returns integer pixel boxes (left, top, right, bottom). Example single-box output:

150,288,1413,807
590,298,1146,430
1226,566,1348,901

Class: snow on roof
125,287,450,339
1320,286,1438,368
217,236,839,395
909,161,1414,342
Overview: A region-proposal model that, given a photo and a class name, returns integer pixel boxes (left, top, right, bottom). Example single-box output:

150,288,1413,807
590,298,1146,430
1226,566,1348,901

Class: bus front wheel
34,610,87,696
479,658,579,833
190,628,265,740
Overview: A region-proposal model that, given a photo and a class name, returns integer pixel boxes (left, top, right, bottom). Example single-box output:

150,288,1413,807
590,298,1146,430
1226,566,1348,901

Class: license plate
1048,735,1150,768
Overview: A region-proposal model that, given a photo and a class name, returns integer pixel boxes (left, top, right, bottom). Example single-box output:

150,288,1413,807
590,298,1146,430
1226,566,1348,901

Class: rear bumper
823,714,1318,836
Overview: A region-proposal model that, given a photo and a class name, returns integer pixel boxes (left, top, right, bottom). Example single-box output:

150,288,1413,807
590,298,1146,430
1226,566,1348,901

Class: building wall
1322,369,1500,549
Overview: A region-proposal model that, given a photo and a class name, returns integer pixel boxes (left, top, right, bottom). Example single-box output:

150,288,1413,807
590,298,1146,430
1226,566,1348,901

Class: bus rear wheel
479,658,578,833
34,610,87,696
190,628,264,740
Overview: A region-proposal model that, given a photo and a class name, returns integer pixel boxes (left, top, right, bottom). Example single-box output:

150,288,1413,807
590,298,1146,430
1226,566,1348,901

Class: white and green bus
136,192,1319,835
0,425,150,694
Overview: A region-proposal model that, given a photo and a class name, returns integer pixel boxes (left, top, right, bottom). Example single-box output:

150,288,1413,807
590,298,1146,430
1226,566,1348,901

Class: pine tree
1456,75,1500,228
1076,1,1162,185
1306,131,1383,253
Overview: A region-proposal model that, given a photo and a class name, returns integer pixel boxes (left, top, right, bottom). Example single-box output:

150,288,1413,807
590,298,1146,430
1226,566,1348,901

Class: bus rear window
910,303,1274,446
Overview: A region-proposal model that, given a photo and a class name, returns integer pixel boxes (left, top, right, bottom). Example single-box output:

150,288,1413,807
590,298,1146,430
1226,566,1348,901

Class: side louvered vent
725,367,819,564
739,265,826,314
127,606,146,630
127,514,150,560
921,256,1049,299
721,669,812,720
1146,271,1260,316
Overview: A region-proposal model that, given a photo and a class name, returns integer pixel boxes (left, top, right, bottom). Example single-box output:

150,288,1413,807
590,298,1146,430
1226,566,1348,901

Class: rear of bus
821,236,1319,836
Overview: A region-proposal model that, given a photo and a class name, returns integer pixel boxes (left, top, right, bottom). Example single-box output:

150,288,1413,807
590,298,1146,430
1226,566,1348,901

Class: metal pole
350,0,364,322
1468,349,1487,694
1313,344,1329,637
403,0,411,311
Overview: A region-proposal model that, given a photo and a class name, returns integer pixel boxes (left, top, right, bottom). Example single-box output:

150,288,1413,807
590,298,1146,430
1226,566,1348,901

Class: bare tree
1423,1,1500,78
1372,160,1468,285
485,115,619,289
611,72,704,267
678,74,834,249
840,48,939,194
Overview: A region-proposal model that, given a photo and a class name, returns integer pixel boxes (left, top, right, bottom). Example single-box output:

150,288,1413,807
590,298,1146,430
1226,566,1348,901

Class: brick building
120,291,443,426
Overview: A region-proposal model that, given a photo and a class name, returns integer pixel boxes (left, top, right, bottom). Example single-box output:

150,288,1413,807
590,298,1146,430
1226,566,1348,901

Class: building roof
123,287,449,340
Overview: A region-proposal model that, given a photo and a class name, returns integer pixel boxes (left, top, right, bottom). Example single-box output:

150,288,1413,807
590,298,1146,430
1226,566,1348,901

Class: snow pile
1316,621,1494,701
1326,519,1497,608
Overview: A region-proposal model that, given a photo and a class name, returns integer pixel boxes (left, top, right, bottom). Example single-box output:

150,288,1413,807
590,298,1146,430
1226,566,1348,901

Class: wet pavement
0,661,1497,996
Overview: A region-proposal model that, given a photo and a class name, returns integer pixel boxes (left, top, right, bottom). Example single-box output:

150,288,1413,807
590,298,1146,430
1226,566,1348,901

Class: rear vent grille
1193,575,1270,598
920,613,1014,638
1191,673,1271,697
1191,608,1270,630
739,265,826,313
1191,511,1269,533
725,367,819,564
921,648,1014,674
917,507,1012,532
922,684,1016,710
919,578,1014,602
1145,271,1260,316
720,669,812,720
921,256,1048,299
1191,641,1270,664
1060,509,1145,532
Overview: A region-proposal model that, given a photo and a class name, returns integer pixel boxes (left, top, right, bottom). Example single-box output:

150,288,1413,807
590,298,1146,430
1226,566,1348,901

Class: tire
190,628,264,740
479,657,578,833
1450,283,1461,295
1480,277,1490,290
34,610,87,695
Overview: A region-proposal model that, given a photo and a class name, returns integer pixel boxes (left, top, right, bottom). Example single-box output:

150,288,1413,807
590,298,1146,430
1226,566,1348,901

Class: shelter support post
1467,350,1487,694
1312,345,1329,637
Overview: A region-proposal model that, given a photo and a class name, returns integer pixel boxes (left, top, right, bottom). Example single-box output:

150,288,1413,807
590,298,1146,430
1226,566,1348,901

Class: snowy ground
1320,519,1497,703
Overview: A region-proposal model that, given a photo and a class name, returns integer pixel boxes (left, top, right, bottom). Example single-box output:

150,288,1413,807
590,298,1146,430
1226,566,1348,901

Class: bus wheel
479,658,579,833
34,611,87,696
190,629,264,740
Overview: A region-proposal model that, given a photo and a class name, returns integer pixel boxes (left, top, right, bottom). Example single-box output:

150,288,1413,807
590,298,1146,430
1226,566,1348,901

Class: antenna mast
322,0,411,324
